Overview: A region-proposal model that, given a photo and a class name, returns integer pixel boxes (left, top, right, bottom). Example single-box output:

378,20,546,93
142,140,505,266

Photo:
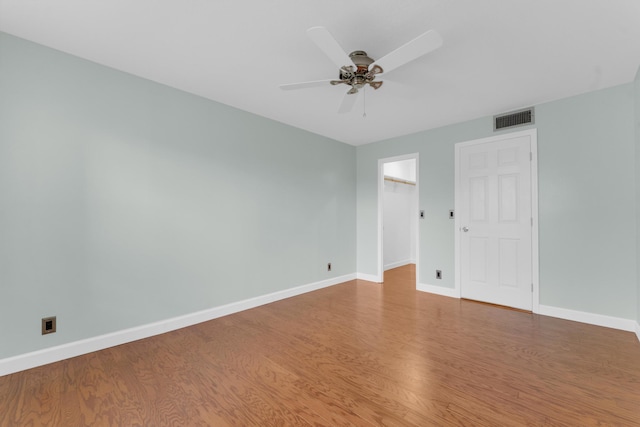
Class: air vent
494,108,534,131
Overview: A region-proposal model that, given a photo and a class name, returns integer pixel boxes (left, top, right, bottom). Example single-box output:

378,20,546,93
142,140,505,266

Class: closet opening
378,154,419,285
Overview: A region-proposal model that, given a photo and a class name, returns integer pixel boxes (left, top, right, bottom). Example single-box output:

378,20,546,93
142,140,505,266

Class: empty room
1,1,640,425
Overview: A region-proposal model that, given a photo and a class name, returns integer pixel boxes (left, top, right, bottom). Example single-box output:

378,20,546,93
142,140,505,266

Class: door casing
454,129,539,313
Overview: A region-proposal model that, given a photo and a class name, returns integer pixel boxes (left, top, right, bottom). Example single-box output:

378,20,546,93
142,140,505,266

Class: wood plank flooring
2,264,640,426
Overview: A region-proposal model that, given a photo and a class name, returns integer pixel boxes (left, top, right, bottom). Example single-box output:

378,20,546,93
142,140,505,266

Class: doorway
455,129,539,311
378,154,419,284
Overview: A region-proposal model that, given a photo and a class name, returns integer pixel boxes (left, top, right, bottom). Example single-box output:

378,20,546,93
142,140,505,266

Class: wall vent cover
494,107,534,131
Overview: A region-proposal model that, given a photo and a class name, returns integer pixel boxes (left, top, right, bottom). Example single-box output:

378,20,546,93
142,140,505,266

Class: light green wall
536,86,635,317
1,31,638,362
0,33,356,359
357,118,491,283
635,67,640,325
357,84,637,320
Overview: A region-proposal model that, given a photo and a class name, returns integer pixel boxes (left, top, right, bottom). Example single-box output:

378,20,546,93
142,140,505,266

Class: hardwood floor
2,264,640,426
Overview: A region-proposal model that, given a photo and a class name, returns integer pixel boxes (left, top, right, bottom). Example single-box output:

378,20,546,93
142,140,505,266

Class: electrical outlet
42,316,56,335
436,270,442,280
327,262,332,272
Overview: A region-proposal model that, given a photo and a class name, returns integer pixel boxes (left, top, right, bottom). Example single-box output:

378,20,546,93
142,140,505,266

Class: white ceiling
1,0,640,145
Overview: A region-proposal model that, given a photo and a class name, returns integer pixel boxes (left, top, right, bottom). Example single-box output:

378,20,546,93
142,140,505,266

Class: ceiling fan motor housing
349,50,374,73
334,50,383,92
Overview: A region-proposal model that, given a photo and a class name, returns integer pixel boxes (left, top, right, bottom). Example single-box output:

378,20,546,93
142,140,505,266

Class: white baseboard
384,259,415,271
415,291,639,343
0,273,356,377
417,283,460,298
538,305,637,333
356,272,382,283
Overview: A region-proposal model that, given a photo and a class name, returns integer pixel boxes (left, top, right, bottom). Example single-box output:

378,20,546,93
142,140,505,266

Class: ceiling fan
280,26,443,114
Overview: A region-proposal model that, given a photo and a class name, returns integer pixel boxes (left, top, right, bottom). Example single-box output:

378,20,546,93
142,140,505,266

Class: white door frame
377,153,419,284
454,129,539,313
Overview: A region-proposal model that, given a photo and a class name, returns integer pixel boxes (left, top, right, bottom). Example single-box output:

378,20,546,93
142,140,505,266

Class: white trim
384,259,415,271
0,273,355,377
417,283,460,298
538,305,637,332
454,129,539,312
356,272,382,283
529,131,540,314
377,159,384,284
412,289,639,339
454,142,461,298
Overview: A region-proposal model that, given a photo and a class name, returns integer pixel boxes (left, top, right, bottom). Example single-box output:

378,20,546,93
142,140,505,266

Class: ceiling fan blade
307,26,352,69
338,90,359,114
279,79,334,90
371,29,443,74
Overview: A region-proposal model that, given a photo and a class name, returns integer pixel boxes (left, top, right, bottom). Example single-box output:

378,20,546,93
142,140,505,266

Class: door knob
462,226,469,232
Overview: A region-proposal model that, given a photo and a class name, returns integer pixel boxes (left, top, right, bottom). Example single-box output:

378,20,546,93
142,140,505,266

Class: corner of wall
635,65,640,330
356,273,382,283
416,283,460,299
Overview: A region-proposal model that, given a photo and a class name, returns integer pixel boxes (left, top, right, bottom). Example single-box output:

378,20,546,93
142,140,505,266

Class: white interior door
458,132,534,311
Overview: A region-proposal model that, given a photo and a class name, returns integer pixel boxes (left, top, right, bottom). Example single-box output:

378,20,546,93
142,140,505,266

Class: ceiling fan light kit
280,26,443,114
329,51,384,93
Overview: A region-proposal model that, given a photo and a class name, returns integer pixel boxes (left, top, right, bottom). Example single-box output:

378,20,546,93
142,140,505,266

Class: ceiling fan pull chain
363,87,367,118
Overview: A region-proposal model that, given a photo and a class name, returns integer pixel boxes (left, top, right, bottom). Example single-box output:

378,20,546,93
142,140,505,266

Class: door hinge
531,283,534,292
530,152,533,161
